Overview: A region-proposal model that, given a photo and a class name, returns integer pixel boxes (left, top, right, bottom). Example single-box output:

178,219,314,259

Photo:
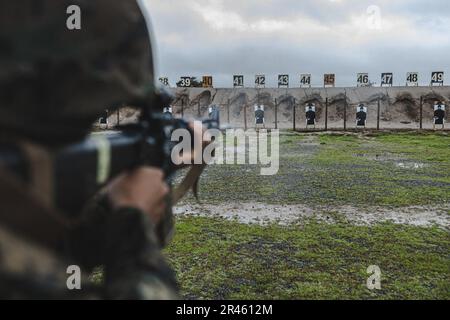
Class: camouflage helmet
0,0,156,146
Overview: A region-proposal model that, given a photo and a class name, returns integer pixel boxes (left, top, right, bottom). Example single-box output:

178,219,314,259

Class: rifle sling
172,164,206,204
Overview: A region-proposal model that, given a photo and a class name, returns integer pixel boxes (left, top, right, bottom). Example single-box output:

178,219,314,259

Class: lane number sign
255,75,266,88
202,76,213,88
431,72,444,86
159,77,169,86
278,74,289,88
406,72,418,86
381,73,393,86
324,74,335,87
233,75,244,88
357,73,369,87
179,77,192,88
300,74,311,87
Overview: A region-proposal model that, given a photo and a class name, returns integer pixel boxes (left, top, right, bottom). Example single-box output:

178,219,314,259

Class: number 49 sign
431,72,444,86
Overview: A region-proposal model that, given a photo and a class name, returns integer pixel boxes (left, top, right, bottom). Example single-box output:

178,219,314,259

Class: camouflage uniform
0,0,178,299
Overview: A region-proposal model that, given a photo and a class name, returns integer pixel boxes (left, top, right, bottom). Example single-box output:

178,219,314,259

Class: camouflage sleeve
68,196,179,300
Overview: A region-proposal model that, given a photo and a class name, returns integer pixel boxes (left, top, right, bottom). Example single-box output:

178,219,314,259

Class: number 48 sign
406,72,418,86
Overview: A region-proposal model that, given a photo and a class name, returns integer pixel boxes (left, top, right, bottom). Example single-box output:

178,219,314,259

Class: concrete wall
169,86,450,130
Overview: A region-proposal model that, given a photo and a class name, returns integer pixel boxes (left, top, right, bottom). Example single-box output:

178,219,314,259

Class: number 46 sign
357,73,369,87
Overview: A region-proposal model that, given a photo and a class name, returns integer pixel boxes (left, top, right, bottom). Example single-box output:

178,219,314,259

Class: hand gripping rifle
0,90,221,230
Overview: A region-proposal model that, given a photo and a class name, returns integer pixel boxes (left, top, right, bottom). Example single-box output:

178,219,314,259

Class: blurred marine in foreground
0,0,180,299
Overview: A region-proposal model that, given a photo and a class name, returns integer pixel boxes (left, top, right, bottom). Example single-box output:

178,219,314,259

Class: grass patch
165,216,450,300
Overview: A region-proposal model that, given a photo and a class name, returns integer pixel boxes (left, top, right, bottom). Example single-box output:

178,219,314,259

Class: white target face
254,105,265,111
434,104,446,111
233,75,244,88
305,105,316,112
431,72,444,84
406,72,419,86
357,73,369,86
255,75,266,88
300,74,311,87
278,74,289,88
357,106,368,113
163,107,172,114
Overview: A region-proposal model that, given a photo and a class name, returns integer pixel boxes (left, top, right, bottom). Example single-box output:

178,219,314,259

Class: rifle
0,91,221,219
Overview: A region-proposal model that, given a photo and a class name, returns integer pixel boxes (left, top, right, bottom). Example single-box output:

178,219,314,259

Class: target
305,103,316,126
254,105,265,125
356,104,368,127
434,103,446,126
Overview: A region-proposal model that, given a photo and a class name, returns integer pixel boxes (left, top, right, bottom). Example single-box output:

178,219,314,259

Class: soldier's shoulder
0,225,72,299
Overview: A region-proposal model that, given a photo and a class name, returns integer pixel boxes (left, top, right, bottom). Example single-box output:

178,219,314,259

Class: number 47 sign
381,73,393,87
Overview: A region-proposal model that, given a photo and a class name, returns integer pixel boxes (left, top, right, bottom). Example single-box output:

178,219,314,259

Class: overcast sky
143,0,450,88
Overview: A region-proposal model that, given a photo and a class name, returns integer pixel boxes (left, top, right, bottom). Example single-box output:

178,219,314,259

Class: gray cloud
144,0,450,87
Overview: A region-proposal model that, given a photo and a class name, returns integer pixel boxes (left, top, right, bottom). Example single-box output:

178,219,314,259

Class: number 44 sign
300,74,311,87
